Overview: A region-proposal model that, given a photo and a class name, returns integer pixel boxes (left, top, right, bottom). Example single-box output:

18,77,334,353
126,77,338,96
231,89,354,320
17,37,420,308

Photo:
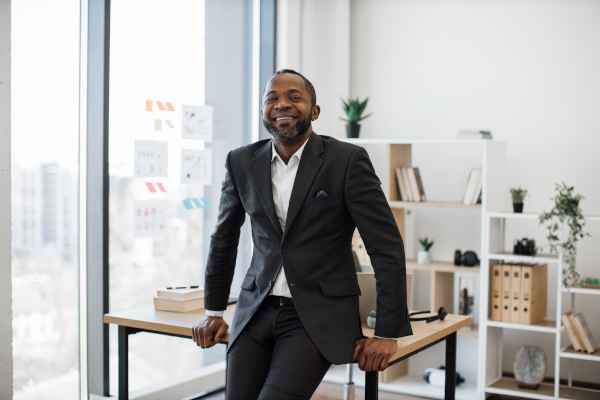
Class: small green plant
418,237,434,252
368,310,377,318
339,97,372,125
539,183,590,288
510,187,528,203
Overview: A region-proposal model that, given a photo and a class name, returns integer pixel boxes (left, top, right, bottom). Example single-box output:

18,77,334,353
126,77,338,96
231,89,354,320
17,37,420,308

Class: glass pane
11,0,81,398
108,0,251,395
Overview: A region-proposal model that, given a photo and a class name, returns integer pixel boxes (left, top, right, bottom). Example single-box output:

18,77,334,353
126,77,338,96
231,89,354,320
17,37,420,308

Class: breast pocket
311,194,341,208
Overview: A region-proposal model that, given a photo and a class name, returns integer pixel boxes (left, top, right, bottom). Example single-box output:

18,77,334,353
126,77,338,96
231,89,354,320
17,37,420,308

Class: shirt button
285,172,289,177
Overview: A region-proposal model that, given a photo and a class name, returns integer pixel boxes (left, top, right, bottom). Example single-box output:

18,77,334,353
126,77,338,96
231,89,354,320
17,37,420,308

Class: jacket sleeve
344,146,413,339
204,151,246,311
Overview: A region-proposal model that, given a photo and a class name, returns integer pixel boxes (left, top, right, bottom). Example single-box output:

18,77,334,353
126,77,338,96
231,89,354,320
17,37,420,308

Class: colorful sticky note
182,199,193,210
146,100,153,112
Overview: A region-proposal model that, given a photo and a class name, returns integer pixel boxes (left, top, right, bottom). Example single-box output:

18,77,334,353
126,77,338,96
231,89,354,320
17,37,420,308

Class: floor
201,382,520,399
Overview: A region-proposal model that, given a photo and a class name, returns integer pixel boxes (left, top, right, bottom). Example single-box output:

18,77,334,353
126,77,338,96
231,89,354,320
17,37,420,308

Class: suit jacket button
282,248,290,254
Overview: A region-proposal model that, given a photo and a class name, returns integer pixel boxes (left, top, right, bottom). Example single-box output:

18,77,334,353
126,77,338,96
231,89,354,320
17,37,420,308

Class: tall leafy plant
538,183,590,287
339,97,372,125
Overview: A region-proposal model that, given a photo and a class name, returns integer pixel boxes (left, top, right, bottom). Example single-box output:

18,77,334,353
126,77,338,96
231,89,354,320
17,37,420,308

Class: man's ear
311,105,321,121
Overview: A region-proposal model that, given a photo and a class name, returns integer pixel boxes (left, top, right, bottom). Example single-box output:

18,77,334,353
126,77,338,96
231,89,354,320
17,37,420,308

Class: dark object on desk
454,250,479,267
514,345,547,389
514,238,536,255
410,307,448,323
227,297,238,305
423,366,465,387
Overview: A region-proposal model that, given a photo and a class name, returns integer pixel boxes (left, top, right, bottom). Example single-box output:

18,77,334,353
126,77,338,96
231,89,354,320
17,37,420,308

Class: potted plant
340,96,372,138
510,187,527,213
539,183,590,288
418,237,434,264
367,310,376,329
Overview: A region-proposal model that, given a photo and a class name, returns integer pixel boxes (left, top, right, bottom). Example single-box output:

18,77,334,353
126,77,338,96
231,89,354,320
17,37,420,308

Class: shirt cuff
374,335,399,340
206,310,225,317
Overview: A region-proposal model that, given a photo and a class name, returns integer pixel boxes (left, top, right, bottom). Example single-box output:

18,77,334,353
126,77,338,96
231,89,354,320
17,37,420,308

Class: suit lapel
248,139,283,238
283,132,324,241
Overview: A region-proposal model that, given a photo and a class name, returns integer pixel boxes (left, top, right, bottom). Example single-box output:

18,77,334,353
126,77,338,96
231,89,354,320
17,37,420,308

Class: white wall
0,0,12,398
278,0,600,385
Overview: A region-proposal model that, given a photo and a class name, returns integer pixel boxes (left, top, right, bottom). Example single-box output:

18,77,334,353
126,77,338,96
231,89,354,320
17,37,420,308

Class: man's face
261,73,318,140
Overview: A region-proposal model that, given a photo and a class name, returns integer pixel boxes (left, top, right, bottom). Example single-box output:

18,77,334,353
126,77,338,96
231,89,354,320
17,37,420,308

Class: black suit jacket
204,132,413,364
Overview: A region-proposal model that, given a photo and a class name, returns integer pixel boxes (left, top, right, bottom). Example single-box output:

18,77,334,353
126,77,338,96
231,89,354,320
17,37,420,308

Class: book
401,167,414,201
157,287,204,300
510,265,521,323
154,296,205,312
457,129,492,139
562,311,582,351
520,263,548,325
407,168,422,202
501,264,512,322
395,167,409,201
491,264,502,321
471,170,483,205
570,313,598,353
462,168,482,205
413,167,427,202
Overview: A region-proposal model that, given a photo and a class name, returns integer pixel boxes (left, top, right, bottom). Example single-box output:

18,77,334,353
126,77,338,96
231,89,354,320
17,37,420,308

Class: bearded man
192,69,412,400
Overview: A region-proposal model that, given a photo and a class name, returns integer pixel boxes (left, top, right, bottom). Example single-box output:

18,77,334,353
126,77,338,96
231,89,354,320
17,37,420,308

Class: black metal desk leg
119,326,129,400
365,371,379,400
444,332,457,400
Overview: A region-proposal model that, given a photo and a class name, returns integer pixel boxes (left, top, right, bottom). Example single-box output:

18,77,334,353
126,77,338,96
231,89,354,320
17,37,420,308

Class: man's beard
263,115,311,140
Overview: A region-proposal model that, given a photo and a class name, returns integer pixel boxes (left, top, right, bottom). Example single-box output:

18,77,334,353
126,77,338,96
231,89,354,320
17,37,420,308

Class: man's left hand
353,337,398,372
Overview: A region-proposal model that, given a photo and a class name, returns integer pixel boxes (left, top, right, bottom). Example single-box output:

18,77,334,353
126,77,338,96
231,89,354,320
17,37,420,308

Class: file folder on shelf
501,264,512,322
520,263,547,325
510,265,522,323
491,264,502,321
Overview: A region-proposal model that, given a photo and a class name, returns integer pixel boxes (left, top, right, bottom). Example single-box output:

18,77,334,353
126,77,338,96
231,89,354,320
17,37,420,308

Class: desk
104,306,470,400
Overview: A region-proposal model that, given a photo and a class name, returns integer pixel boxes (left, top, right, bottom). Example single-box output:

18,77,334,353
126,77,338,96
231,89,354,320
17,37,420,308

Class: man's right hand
192,316,229,348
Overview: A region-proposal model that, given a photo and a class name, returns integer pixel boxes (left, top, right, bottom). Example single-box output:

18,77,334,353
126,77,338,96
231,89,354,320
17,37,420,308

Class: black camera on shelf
513,238,536,255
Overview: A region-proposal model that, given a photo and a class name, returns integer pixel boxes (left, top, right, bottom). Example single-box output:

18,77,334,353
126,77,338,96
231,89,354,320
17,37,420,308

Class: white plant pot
417,250,431,265
367,316,376,329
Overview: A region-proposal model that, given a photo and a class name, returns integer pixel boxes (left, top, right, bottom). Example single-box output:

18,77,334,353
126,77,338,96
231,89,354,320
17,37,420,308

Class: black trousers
226,296,332,400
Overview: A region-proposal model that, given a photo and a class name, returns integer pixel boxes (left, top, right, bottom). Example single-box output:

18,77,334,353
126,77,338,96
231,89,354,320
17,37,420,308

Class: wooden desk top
104,306,470,362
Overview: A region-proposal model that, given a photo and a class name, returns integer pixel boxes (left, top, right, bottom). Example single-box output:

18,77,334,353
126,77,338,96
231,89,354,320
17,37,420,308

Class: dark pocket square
315,190,329,199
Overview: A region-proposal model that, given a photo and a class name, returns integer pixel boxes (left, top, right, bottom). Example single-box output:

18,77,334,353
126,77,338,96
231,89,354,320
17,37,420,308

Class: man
192,70,412,399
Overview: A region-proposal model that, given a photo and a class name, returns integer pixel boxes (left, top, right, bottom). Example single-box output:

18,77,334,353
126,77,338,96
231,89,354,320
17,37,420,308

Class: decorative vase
514,346,547,389
417,250,431,264
367,316,376,329
513,203,524,213
346,123,361,138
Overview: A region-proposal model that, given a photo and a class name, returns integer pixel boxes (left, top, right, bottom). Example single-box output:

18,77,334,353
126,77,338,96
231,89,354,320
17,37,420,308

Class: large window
11,0,81,398
108,0,254,395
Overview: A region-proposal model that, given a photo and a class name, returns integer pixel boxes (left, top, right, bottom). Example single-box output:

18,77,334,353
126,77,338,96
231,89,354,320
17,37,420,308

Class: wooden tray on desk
104,304,237,342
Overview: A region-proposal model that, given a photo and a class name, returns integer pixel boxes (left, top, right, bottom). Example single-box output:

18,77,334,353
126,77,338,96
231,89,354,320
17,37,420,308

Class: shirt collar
271,135,310,163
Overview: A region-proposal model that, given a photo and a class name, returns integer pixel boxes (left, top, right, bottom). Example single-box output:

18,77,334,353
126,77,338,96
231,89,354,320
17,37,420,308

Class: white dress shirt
206,137,309,316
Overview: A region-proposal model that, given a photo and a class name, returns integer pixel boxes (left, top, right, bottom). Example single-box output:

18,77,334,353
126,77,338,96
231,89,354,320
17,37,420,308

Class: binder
520,263,548,325
491,264,502,321
510,265,522,323
501,264,512,322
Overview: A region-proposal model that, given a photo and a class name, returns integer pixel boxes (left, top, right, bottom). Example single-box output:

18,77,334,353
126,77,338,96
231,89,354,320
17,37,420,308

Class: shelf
360,259,480,273
458,324,479,338
406,259,480,273
488,252,559,264
562,284,600,295
559,385,600,400
560,345,600,362
486,377,555,400
339,138,494,145
486,319,557,333
389,200,481,209
488,212,543,219
323,366,478,400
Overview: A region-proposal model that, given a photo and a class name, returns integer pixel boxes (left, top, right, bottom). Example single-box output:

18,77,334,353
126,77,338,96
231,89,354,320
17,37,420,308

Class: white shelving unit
327,138,507,400
480,212,600,400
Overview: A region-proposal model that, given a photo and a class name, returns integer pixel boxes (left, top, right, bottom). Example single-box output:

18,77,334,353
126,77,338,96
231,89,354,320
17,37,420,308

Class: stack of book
457,129,492,140
154,286,205,312
462,168,482,205
490,263,547,324
563,311,598,354
395,167,426,202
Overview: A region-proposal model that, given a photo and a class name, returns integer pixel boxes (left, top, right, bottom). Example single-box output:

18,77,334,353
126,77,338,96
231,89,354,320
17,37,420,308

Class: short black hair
262,69,317,108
